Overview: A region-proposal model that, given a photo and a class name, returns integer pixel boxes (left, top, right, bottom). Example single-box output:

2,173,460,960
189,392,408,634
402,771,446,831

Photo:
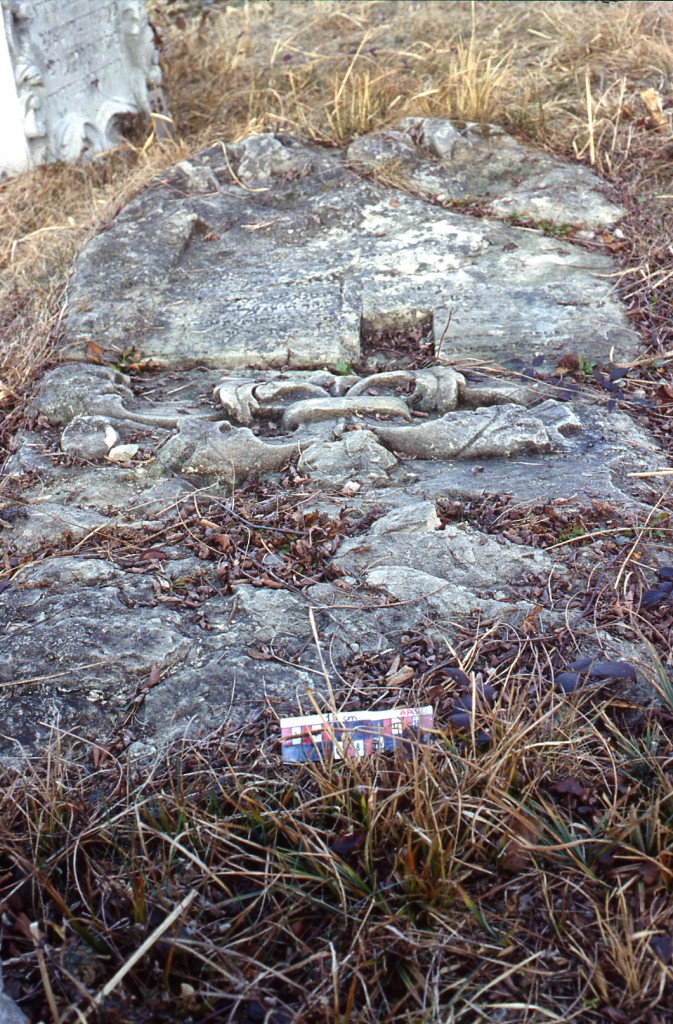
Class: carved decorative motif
54,112,102,162
120,0,162,112
1,0,48,163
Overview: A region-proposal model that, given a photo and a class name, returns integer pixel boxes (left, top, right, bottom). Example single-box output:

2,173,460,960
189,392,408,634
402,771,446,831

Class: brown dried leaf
260,575,285,589
640,87,669,131
520,604,542,636
638,859,661,886
142,547,168,562
499,815,541,873
387,666,414,687
247,648,273,661
557,353,581,373
332,831,366,856
86,340,105,363
91,743,111,768
13,912,34,941
550,776,587,798
387,654,401,677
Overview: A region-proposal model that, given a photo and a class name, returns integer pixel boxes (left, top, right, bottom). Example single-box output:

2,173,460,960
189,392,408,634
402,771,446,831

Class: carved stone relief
22,360,664,504
120,0,162,111
0,0,166,173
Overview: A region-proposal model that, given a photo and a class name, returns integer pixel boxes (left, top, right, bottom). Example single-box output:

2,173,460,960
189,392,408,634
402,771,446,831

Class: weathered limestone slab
156,418,300,484
1,123,669,761
63,123,636,372
374,405,554,460
0,374,667,760
334,500,556,590
0,0,162,173
5,502,112,557
0,557,193,753
21,361,669,504
349,118,625,230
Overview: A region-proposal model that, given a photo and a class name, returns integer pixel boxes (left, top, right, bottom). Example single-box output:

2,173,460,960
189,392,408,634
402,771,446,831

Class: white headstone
0,0,165,174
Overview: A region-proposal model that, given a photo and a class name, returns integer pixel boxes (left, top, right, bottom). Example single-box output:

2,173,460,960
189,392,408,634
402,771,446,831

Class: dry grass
3,641,673,1022
2,2,673,1020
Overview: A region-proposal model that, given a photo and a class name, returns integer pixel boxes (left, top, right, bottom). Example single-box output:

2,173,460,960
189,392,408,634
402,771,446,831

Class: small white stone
107,443,139,463
341,480,361,496
128,741,157,758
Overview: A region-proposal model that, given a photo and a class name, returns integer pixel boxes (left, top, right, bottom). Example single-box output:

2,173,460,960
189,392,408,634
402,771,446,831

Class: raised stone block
62,128,636,372
0,0,163,174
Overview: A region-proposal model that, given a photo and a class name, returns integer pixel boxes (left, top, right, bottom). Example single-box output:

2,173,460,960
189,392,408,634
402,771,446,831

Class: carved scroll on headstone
0,0,167,174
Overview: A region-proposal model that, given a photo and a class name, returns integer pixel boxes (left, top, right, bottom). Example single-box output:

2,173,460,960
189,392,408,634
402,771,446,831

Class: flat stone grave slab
63,119,635,372
1,120,670,762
